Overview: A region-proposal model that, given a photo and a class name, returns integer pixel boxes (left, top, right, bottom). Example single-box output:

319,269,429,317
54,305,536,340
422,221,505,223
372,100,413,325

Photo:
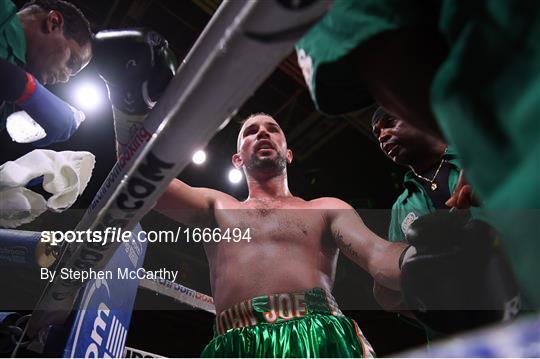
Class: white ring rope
138,270,215,314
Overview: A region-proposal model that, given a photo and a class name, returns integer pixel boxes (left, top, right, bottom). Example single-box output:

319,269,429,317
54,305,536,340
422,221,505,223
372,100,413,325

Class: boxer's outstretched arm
324,198,407,291
155,179,226,227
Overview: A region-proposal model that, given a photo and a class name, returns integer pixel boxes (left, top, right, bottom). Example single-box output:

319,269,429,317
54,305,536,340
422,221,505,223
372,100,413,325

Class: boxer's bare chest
206,197,338,311
209,197,333,252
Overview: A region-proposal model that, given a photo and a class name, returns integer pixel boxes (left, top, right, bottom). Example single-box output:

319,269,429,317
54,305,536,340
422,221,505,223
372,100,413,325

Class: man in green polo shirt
370,105,469,341
0,0,92,137
370,106,472,242
296,0,540,308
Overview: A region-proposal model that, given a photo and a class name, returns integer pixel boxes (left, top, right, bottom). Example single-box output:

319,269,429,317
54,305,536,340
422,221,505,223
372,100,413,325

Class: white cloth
0,149,95,228
0,187,47,227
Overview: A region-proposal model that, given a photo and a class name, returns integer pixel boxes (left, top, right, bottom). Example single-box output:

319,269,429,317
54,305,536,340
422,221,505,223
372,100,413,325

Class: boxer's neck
246,172,292,201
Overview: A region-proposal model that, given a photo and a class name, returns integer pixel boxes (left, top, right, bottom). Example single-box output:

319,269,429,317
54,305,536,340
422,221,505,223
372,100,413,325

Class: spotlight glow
74,82,104,111
192,150,207,165
228,168,243,184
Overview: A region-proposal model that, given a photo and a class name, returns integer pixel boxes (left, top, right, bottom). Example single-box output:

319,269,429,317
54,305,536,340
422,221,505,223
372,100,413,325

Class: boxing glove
400,212,520,334
93,28,177,152
93,28,177,115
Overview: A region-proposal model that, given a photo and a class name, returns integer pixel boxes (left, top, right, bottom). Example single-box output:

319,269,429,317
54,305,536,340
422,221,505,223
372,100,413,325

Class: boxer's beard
246,152,287,174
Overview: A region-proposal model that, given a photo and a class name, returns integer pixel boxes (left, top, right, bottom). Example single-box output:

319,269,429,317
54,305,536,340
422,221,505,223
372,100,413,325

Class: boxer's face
233,115,292,175
372,112,427,166
25,10,92,85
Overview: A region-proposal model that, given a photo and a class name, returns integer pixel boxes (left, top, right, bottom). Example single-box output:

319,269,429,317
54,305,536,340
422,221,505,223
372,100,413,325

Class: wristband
399,244,415,270
112,106,146,153
14,72,37,104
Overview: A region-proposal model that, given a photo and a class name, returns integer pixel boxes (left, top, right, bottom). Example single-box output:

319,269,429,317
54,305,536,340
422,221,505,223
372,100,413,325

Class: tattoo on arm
335,232,361,260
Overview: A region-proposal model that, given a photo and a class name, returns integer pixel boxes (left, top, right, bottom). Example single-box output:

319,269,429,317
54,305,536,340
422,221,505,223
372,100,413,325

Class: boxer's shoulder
308,197,353,210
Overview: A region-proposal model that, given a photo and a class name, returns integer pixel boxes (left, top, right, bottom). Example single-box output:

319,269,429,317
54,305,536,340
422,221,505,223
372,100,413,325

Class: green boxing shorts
201,287,375,357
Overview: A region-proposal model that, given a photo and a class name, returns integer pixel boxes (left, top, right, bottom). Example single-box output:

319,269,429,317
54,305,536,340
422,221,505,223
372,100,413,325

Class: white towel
0,187,47,227
0,149,95,228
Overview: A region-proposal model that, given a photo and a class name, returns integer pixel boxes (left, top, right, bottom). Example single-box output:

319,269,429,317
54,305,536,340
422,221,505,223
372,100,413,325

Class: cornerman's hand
445,170,480,209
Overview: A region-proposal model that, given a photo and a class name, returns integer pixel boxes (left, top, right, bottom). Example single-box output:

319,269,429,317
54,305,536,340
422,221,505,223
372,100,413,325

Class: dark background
1,0,427,356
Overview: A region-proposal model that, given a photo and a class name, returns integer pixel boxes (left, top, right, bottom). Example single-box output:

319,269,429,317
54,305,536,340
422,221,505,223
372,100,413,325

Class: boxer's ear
232,153,243,168
286,149,293,164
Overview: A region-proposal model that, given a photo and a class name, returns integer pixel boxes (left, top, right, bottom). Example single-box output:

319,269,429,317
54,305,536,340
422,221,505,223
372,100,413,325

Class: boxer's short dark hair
21,0,92,47
240,112,273,125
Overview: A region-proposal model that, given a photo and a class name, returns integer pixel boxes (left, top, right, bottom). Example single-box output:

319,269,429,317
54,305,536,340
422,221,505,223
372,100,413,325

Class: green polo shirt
388,148,461,243
0,0,26,130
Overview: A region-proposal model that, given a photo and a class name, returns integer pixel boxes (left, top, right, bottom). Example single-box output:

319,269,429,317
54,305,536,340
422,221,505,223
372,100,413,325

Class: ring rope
138,271,215,314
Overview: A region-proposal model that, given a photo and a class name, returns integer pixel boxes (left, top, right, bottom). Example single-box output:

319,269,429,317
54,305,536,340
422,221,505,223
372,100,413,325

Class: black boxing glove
400,212,520,335
93,28,177,114
93,28,177,153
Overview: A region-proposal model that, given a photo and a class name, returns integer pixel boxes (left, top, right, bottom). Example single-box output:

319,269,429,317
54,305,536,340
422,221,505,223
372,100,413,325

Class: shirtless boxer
93,30,388,357
155,113,408,357
93,30,402,356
